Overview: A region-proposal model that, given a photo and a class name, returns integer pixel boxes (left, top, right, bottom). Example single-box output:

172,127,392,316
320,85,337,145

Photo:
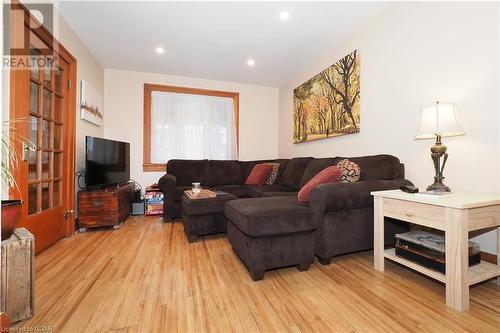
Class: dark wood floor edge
480,251,498,264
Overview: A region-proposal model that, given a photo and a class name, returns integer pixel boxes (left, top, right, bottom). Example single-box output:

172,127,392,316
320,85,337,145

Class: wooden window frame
143,83,239,172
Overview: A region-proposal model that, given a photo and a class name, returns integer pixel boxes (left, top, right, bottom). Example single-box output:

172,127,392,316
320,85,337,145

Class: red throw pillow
245,163,274,185
298,166,342,202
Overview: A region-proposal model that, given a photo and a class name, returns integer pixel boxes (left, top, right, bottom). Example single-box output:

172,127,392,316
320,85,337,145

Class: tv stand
78,182,134,231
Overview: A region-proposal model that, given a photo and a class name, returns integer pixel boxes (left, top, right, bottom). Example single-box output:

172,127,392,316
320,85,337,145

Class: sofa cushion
245,164,274,185
225,196,314,237
299,158,337,188
212,185,251,198
298,166,342,202
333,155,401,181
209,160,242,186
247,185,294,198
278,157,312,190
308,179,413,213
261,191,298,197
273,159,290,184
167,159,210,186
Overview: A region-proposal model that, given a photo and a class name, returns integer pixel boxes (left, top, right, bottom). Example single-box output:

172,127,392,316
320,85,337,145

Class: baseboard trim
480,251,498,264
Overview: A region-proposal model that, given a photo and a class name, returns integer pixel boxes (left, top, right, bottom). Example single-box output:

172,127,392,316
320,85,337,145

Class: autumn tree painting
293,50,360,143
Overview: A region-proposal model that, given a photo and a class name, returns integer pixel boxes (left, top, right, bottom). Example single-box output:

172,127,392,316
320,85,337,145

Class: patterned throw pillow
336,159,361,183
265,163,280,185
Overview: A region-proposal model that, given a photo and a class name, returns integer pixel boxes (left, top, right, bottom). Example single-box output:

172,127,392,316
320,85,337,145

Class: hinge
67,80,72,90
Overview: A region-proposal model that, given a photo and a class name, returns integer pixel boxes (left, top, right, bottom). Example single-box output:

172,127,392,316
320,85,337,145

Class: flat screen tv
85,136,130,189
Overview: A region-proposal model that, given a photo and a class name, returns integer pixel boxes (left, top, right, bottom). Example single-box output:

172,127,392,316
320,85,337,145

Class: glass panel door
10,4,76,254
28,52,64,214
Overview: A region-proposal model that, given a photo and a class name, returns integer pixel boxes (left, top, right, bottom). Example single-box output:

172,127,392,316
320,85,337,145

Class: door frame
9,1,77,239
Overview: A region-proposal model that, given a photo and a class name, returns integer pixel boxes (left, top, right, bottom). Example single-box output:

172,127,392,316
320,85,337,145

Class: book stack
145,184,164,215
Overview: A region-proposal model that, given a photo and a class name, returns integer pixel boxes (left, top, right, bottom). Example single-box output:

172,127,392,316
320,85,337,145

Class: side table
371,190,500,311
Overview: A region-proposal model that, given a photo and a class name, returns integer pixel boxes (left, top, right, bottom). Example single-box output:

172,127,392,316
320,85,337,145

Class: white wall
56,16,104,175
278,2,499,253
54,14,104,218
104,69,279,190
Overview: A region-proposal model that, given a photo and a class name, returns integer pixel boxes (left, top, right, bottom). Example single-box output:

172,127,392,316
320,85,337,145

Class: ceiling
57,1,388,87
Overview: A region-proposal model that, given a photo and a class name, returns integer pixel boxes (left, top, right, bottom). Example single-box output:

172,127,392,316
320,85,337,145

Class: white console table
371,190,500,311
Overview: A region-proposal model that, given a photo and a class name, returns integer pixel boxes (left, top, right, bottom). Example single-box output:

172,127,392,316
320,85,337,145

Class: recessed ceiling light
247,59,255,67
279,11,290,21
155,47,165,54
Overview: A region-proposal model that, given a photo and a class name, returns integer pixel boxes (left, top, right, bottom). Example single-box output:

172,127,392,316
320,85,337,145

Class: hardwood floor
14,216,500,332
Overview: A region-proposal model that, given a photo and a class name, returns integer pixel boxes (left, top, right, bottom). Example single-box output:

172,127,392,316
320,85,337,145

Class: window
143,84,239,171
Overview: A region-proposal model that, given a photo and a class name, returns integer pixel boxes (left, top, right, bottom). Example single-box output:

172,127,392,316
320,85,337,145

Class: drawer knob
405,209,414,217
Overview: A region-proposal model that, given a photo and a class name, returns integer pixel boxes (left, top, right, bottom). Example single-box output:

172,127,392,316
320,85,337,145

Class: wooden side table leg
373,196,385,271
445,208,469,311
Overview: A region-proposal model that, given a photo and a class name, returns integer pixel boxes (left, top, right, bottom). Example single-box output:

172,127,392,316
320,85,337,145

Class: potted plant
1,121,34,241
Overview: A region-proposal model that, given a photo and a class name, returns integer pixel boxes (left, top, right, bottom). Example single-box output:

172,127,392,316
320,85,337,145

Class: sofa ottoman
181,193,237,242
225,196,316,281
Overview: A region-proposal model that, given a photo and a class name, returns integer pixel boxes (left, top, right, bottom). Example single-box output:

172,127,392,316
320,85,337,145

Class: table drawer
383,198,445,230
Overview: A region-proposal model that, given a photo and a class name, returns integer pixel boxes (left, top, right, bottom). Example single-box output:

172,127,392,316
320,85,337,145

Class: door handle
64,210,74,220
22,141,36,161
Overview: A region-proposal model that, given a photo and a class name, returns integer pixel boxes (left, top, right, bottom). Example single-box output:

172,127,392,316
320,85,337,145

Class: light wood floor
15,216,500,332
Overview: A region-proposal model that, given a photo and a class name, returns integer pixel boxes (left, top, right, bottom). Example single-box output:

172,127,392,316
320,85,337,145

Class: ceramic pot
1,200,22,241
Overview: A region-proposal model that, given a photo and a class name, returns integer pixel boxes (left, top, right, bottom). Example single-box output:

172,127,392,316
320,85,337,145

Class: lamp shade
415,102,465,140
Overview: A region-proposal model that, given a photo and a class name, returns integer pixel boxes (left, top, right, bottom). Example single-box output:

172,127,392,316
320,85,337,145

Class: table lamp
415,101,464,192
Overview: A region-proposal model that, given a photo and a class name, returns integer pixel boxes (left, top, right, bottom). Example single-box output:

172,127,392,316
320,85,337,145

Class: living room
1,1,499,332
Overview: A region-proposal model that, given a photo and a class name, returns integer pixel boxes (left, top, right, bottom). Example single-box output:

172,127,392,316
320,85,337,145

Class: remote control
400,185,419,194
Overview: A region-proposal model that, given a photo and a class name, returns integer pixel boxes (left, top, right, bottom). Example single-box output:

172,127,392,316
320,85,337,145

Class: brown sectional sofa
158,154,412,279
159,158,295,220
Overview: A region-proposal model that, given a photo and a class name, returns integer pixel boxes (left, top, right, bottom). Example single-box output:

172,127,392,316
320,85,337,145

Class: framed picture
293,49,360,143
80,80,103,127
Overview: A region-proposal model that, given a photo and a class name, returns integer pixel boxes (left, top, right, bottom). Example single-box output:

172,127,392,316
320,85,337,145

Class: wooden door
9,3,76,253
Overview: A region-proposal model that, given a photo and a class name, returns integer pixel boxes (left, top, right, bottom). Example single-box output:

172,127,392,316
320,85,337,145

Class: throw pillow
265,163,280,185
337,159,361,183
245,163,274,185
297,166,342,202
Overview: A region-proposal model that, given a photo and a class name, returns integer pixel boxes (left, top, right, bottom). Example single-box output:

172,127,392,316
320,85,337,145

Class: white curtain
151,91,238,163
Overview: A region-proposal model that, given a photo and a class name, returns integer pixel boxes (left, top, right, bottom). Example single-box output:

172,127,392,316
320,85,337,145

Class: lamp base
426,181,451,192
427,134,451,192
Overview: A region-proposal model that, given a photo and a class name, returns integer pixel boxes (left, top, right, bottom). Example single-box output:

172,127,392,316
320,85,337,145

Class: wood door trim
9,1,77,240
64,57,77,237
143,83,240,172
9,2,29,223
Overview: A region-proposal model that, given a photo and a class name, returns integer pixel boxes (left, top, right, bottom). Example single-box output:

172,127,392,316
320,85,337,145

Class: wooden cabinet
78,182,134,229
1,228,34,323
